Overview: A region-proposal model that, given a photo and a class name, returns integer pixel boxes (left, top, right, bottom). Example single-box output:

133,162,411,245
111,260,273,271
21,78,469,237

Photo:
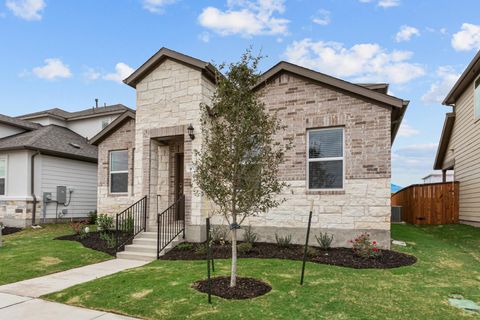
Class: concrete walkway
0,259,149,319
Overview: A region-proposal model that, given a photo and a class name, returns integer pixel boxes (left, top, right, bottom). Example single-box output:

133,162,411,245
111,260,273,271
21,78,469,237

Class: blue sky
1,0,480,186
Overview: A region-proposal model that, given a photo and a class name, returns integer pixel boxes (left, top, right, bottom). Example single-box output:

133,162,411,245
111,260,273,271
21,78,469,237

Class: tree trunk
230,216,237,287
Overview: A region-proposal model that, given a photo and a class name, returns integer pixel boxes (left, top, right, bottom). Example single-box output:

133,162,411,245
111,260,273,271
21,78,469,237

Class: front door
174,153,185,220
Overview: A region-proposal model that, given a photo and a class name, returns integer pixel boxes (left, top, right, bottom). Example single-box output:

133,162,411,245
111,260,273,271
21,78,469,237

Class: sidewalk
0,258,149,319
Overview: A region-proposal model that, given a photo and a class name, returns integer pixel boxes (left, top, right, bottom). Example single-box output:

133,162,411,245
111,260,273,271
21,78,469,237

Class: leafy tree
194,50,291,287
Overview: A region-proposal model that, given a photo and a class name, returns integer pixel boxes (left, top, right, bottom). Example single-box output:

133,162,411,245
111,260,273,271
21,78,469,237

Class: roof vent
69,143,81,149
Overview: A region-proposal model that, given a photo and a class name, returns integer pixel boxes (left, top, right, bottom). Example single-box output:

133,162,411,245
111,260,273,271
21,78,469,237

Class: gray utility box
391,206,403,223
56,186,67,205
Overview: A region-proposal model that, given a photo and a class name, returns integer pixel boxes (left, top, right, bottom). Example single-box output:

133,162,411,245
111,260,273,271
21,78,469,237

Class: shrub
97,214,113,231
237,242,253,254
306,246,317,258
176,243,193,251
275,233,292,248
194,243,208,255
211,225,229,245
100,232,116,248
315,232,334,250
124,215,134,234
243,225,258,244
350,233,381,259
70,221,86,235
87,210,97,225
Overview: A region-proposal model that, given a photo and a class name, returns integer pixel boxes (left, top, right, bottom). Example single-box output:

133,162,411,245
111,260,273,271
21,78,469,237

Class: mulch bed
192,276,272,300
1,227,22,235
161,242,417,269
55,231,133,256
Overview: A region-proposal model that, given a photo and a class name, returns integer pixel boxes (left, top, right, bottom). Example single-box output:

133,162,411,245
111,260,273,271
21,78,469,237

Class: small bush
275,233,292,248
350,233,381,259
124,215,134,234
211,225,229,245
87,211,97,225
243,225,258,244
97,214,113,231
315,232,334,250
194,243,209,255
70,221,86,235
100,232,116,248
238,242,253,254
176,243,193,251
306,246,317,258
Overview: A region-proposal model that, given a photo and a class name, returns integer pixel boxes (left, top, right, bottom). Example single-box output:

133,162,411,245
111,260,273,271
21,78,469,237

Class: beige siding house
435,50,480,227
93,47,408,259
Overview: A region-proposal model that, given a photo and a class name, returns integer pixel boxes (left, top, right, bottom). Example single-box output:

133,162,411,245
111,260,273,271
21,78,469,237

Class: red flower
373,247,378,252
372,241,377,245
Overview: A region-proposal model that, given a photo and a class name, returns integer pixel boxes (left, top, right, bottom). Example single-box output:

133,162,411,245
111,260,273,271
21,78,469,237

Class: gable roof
90,110,136,145
18,104,132,121
0,125,97,162
443,50,480,105
124,47,218,88
253,61,406,109
0,114,41,131
433,112,455,170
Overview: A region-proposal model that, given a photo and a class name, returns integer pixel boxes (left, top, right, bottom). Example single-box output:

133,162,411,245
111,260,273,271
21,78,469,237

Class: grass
0,224,111,285
44,224,480,320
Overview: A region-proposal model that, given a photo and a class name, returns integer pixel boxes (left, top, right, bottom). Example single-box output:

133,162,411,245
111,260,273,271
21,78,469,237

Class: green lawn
44,224,480,320
0,224,111,285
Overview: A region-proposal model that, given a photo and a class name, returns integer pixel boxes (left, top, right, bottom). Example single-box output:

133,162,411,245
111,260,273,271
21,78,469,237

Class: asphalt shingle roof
0,114,41,130
0,125,97,162
18,104,132,121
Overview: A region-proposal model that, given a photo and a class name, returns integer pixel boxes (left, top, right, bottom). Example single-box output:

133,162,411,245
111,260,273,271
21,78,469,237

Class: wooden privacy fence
391,182,459,225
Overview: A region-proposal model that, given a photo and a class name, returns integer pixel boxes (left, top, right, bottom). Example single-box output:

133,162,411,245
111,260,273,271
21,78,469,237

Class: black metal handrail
115,196,147,253
157,195,185,259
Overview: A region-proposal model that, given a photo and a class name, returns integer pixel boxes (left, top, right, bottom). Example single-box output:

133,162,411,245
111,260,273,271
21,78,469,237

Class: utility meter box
56,186,67,205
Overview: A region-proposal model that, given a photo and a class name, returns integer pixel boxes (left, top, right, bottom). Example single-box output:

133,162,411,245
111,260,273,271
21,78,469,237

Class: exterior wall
133,58,215,235
97,119,136,216
27,116,67,127
40,155,97,220
449,82,480,225
422,174,454,184
0,124,25,139
68,114,120,140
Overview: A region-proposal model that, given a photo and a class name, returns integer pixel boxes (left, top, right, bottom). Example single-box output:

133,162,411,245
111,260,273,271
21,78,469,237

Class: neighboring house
422,173,454,184
93,47,408,252
434,50,480,227
391,184,403,193
0,104,132,227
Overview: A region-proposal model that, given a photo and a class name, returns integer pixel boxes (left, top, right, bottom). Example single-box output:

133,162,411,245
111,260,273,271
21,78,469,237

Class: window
0,158,5,196
110,150,128,193
475,76,480,120
307,128,344,189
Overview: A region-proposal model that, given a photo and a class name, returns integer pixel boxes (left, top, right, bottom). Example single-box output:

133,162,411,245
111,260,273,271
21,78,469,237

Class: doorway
174,153,185,220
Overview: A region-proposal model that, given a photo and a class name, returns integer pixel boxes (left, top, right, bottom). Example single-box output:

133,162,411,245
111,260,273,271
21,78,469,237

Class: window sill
306,190,345,195
108,193,129,197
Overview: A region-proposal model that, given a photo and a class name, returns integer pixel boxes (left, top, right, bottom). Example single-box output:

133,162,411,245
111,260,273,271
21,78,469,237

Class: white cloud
103,63,135,83
5,0,45,21
397,122,420,137
198,0,289,37
83,67,101,81
395,25,420,42
283,39,425,84
451,23,480,51
198,32,210,43
378,0,400,8
421,66,460,104
142,0,177,14
32,58,72,80
312,9,330,26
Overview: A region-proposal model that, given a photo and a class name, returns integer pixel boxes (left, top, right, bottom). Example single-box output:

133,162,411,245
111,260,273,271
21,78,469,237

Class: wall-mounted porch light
187,123,195,140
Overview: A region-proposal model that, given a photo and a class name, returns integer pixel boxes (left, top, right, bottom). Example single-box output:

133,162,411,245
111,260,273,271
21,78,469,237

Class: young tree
194,51,291,287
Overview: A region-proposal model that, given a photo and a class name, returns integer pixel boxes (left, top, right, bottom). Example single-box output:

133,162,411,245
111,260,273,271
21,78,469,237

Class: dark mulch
1,227,22,235
161,242,417,269
192,276,272,300
55,231,133,256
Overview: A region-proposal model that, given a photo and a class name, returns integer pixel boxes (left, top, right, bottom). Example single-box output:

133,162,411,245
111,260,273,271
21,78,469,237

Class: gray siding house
92,47,408,259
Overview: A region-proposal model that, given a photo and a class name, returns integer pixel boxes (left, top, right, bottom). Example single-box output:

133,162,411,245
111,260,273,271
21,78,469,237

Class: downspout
31,151,40,226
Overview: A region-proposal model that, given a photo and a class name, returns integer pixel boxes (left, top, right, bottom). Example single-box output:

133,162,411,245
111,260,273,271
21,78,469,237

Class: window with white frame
0,158,5,196
475,75,480,120
109,150,128,193
307,128,344,189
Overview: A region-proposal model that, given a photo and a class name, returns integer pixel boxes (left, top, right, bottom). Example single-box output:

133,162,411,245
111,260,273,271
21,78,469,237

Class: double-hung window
475,75,480,120
110,150,128,193
0,158,5,196
307,128,344,190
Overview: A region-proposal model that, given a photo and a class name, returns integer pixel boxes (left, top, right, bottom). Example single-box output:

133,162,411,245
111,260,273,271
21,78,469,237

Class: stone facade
0,199,40,228
97,118,136,216
98,58,394,248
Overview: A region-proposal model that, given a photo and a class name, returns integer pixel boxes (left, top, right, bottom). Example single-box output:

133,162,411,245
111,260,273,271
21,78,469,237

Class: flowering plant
350,233,381,259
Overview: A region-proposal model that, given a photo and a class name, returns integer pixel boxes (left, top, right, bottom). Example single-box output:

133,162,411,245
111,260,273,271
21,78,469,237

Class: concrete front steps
116,231,184,261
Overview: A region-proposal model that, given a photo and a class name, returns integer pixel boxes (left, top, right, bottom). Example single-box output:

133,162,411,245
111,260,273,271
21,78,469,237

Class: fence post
115,214,119,253
206,217,212,304
300,207,313,285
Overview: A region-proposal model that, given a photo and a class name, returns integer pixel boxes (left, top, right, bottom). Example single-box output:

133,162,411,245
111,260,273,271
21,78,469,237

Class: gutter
31,151,40,225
